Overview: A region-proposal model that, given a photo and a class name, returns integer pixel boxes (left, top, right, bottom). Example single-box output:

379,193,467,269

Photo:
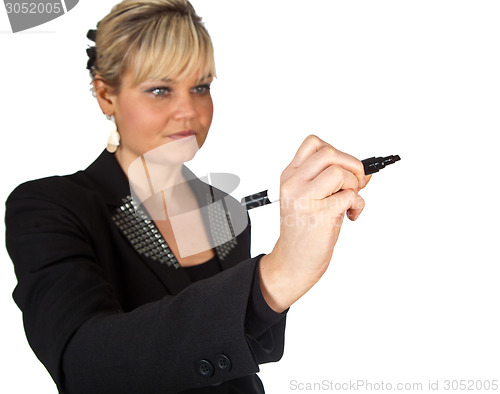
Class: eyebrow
159,74,213,84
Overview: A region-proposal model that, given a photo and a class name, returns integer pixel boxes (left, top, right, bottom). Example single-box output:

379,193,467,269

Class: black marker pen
241,155,401,210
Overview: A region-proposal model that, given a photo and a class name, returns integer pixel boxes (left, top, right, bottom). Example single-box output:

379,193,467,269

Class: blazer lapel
84,150,191,294
110,195,192,295
84,150,251,295
183,168,251,270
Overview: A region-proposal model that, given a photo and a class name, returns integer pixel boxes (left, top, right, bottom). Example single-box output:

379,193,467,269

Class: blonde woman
5,0,370,393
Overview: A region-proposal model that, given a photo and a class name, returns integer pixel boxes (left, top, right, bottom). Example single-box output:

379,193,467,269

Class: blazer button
216,354,232,372
197,360,214,377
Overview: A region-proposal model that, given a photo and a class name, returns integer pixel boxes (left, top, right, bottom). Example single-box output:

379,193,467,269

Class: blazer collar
83,149,209,209
82,149,248,294
84,149,131,208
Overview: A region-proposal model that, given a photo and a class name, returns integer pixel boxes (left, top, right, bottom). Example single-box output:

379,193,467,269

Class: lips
167,130,197,140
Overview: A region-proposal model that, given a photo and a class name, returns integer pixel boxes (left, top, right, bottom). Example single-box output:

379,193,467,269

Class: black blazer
5,150,286,394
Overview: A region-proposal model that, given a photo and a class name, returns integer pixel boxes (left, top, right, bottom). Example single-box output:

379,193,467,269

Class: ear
94,77,118,117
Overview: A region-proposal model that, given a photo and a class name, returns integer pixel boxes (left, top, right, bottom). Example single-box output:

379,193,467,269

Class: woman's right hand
259,135,371,313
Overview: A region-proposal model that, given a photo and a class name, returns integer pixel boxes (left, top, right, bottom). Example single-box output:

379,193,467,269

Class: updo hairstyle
87,0,216,96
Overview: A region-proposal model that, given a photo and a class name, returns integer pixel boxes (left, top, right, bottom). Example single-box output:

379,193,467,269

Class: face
105,69,214,168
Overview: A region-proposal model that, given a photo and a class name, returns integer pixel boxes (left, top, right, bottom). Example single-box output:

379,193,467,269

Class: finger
360,174,372,190
289,135,329,168
346,194,366,221
295,144,368,190
324,189,363,220
306,165,359,200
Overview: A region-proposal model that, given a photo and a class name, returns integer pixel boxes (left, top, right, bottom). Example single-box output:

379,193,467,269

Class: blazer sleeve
5,179,286,394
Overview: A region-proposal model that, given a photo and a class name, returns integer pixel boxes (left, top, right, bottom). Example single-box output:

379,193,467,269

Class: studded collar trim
83,150,242,275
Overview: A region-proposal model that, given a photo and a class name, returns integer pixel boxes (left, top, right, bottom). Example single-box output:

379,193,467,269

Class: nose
172,93,196,121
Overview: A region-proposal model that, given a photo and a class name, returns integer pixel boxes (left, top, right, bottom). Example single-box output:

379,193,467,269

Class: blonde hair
89,0,215,95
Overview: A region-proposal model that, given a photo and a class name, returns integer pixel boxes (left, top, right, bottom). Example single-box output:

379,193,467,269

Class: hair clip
86,47,97,71
87,29,97,42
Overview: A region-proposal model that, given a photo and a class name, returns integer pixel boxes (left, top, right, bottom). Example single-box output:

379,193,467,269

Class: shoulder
6,149,124,209
4,171,108,234
6,171,97,207
4,170,116,254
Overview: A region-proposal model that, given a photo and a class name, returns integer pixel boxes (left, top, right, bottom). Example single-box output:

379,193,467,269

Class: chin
144,136,200,165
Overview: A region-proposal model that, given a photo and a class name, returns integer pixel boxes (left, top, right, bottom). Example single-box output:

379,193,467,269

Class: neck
115,146,185,205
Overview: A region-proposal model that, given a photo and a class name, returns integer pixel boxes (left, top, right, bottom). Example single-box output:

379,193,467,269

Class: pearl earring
106,129,120,153
105,115,120,153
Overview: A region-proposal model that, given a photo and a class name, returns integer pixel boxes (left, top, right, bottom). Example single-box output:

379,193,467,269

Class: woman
5,0,370,393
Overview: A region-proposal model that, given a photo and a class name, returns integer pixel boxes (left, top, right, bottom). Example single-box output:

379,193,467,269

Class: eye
192,84,211,94
146,86,171,97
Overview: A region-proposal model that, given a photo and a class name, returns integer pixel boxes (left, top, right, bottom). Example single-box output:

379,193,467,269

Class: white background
1,1,499,393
